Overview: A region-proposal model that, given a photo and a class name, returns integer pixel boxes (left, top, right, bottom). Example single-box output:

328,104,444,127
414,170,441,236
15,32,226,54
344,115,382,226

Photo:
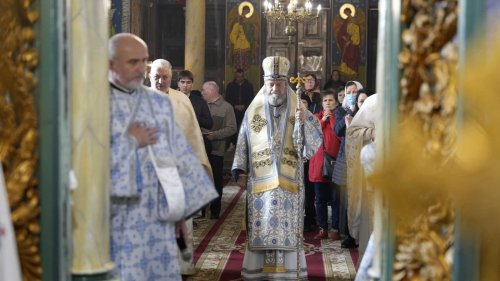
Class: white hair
150,59,172,71
204,81,219,93
108,33,147,61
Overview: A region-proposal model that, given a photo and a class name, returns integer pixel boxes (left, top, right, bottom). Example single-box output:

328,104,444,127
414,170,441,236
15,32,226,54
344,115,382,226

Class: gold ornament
382,0,459,279
0,0,41,279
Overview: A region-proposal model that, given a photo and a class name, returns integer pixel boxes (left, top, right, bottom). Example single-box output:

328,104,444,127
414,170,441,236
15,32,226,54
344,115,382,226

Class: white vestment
232,86,322,280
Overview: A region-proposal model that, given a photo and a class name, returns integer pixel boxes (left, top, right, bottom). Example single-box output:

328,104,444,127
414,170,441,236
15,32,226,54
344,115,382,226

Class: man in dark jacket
177,70,213,154
177,70,213,130
225,68,254,149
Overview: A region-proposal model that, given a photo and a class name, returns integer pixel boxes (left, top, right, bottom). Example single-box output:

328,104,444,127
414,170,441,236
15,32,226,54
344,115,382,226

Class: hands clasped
322,111,333,122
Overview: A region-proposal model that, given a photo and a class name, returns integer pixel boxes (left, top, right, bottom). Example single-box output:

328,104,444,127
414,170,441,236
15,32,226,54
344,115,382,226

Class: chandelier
263,0,322,39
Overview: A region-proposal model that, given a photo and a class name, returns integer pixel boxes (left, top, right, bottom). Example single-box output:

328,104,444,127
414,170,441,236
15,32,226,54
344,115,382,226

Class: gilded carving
392,0,458,280
373,16,500,281
0,0,41,279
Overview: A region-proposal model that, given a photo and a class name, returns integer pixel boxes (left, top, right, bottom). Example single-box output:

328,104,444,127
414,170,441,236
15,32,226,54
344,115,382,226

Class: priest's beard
268,92,286,107
127,77,145,90
111,72,144,91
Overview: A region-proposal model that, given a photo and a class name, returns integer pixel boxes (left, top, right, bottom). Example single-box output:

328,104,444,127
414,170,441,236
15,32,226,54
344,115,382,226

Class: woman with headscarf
332,81,364,248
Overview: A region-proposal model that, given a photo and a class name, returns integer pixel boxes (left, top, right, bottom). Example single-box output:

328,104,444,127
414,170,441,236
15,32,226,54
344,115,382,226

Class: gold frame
0,0,42,279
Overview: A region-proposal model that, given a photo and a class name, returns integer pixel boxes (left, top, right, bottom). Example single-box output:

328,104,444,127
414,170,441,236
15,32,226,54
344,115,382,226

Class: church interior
1,0,500,280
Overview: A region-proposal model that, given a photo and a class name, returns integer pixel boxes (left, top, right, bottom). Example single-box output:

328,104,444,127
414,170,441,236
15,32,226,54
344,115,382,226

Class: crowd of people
107,32,376,280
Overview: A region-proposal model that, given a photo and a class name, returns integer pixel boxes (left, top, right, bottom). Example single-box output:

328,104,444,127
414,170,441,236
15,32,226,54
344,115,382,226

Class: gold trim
339,3,356,19
251,148,272,159
238,1,254,18
0,0,41,279
262,265,287,273
250,114,267,133
253,158,273,168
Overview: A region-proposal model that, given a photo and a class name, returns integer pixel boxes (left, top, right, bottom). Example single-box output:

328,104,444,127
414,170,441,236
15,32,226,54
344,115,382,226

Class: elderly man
149,59,213,275
231,56,322,280
108,33,218,280
201,81,237,219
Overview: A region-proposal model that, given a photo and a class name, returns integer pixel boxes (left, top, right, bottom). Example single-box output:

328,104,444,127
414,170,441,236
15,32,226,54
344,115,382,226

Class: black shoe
341,236,358,248
210,214,219,220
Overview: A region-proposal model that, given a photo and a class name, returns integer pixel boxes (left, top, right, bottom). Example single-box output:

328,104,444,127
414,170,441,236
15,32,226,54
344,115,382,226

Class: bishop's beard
268,92,286,107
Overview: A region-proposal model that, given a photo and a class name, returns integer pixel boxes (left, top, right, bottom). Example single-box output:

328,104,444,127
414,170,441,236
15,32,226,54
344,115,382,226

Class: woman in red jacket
308,90,342,239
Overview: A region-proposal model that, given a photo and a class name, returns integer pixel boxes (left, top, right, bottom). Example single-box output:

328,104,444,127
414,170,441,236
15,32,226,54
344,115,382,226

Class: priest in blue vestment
108,33,218,281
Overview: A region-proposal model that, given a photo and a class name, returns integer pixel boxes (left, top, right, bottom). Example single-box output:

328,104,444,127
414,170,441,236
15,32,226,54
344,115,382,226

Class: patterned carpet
185,185,358,281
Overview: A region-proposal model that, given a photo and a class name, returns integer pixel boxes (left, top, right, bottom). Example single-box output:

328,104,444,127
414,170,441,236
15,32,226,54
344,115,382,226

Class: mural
332,1,367,85
110,0,130,35
225,0,260,93
110,0,122,34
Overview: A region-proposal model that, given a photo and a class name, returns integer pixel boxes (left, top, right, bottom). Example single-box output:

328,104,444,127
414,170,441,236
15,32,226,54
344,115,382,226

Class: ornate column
374,0,461,280
69,0,114,278
185,0,206,89
1,1,42,280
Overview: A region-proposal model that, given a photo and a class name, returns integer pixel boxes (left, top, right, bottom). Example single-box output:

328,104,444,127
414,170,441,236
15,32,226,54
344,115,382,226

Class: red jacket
309,110,341,183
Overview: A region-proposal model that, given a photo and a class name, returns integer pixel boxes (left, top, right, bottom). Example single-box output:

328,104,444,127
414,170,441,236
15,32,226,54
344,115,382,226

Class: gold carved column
373,0,459,280
185,0,206,89
69,0,114,274
0,0,41,280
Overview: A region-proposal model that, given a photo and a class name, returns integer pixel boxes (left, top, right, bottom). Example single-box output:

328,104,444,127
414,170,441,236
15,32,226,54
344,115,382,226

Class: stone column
185,0,206,89
69,0,114,277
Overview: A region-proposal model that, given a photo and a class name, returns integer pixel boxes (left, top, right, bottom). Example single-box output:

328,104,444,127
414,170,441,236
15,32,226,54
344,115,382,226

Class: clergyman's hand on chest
128,121,159,148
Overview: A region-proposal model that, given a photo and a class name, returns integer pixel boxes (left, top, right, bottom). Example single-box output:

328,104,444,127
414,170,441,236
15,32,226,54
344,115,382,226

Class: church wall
113,0,378,94
225,0,261,96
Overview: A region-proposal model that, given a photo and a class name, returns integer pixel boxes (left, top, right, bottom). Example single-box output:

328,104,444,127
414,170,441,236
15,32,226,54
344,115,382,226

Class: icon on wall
333,3,366,79
228,1,258,72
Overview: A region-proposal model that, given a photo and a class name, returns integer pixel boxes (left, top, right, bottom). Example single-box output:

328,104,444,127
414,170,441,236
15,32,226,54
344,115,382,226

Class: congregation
108,32,376,281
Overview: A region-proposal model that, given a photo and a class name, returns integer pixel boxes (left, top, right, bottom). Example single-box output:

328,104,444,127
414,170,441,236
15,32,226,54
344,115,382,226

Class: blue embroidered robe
231,87,322,280
110,85,218,281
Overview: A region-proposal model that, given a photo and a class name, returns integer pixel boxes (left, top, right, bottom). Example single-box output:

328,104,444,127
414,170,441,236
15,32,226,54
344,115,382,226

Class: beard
268,92,286,107
128,77,145,90
118,76,144,91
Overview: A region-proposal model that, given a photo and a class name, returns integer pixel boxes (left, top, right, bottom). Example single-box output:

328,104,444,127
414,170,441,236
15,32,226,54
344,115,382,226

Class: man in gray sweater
201,81,237,219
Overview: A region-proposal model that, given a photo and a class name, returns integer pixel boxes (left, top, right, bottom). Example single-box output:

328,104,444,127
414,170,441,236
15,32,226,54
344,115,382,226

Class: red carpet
186,186,358,281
